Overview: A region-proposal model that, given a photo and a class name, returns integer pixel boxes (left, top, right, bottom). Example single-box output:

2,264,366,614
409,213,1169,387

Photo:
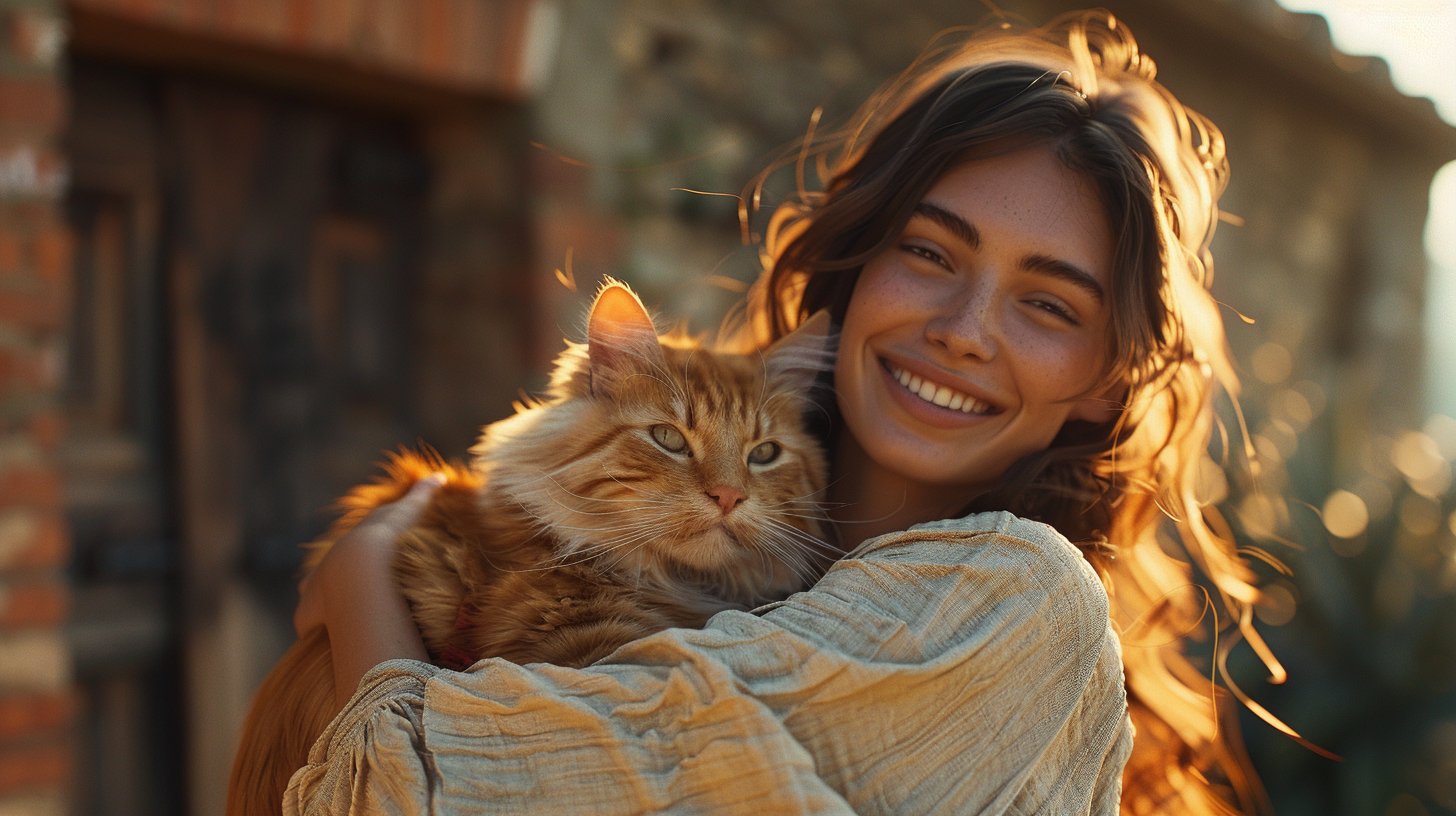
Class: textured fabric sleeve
283,662,441,816
285,510,1133,816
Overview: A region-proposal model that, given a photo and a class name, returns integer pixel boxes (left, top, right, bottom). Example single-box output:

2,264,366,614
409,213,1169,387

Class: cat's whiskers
506,494,676,541
542,501,652,517
534,469,672,506
752,531,820,587
759,516,842,560
575,511,680,547
572,516,689,580
521,471,684,529
760,472,851,508
773,513,848,538
603,534,661,581
505,518,675,573
760,389,834,428
573,516,675,548
761,501,838,518
764,489,838,504
762,524,844,565
601,468,675,503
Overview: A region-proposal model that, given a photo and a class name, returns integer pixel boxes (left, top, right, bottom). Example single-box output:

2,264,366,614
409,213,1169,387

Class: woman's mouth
885,362,999,415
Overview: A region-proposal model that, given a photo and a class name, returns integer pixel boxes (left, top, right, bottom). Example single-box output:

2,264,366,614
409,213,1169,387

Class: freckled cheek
849,262,942,331
1003,322,1104,402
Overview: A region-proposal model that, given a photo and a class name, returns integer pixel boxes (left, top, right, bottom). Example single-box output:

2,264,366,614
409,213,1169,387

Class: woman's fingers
293,473,446,638
294,571,322,637
353,472,447,539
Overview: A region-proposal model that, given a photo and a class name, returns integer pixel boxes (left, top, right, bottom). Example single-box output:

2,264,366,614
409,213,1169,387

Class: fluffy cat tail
229,450,479,816
303,448,481,572
226,628,334,816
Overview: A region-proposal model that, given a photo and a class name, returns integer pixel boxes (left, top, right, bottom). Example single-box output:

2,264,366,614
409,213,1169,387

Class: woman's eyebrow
1021,253,1105,304
914,202,1105,304
913,202,980,249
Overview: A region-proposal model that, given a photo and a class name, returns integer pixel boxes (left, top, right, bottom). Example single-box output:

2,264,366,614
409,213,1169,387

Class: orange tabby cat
227,280,835,816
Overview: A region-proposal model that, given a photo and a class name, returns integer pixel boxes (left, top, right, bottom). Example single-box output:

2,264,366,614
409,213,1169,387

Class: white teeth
888,364,993,415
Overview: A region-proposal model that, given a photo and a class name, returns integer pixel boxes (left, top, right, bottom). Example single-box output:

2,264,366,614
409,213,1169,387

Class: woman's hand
295,474,443,712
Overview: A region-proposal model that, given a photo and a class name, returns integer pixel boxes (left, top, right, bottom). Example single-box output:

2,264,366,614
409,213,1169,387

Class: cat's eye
651,424,689,454
747,441,781,465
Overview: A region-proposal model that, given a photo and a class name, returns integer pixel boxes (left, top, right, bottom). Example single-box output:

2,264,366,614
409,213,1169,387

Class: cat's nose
706,486,747,515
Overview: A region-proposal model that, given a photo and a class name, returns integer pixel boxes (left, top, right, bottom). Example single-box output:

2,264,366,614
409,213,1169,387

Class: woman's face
835,144,1118,490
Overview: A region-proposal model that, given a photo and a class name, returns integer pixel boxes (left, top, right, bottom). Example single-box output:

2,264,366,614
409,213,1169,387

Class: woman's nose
924,281,999,360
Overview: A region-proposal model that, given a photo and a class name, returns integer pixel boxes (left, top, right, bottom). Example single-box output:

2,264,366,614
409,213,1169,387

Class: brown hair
737,10,1286,815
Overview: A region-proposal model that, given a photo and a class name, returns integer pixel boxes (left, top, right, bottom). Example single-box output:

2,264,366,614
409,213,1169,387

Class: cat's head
479,279,836,601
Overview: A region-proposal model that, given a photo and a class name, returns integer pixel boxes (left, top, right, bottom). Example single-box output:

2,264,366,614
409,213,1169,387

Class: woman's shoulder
854,510,1104,592
836,510,1112,647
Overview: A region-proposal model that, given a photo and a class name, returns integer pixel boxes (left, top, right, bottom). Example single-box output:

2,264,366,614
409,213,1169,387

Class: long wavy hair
732,10,1293,815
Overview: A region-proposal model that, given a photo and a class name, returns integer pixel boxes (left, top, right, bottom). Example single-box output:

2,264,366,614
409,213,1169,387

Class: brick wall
0,1,72,815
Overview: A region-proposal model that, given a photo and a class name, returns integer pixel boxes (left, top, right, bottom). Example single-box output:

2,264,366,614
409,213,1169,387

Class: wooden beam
66,4,520,117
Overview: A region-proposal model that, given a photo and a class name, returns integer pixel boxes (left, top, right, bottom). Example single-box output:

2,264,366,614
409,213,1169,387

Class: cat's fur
227,281,835,816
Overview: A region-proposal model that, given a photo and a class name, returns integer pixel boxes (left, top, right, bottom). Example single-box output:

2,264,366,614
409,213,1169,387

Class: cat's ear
763,309,837,393
586,279,666,398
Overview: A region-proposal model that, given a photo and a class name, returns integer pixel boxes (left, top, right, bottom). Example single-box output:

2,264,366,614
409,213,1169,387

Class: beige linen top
285,510,1134,815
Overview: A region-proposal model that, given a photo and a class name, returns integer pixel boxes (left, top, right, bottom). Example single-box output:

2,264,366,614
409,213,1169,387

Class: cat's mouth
710,522,743,545
645,523,750,572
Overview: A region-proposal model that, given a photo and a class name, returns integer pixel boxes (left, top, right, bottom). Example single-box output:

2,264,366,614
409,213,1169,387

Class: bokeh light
1239,493,1285,540
1425,413,1456,459
1399,494,1443,537
1393,431,1445,482
1323,488,1370,539
1271,388,1314,431
1354,476,1396,521
1250,342,1293,385
1254,582,1298,626
1291,380,1327,419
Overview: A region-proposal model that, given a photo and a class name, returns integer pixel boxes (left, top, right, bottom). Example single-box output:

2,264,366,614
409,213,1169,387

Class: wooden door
163,79,428,815
62,60,431,815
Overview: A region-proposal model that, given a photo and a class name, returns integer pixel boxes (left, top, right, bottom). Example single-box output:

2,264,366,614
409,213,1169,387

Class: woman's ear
1068,380,1127,424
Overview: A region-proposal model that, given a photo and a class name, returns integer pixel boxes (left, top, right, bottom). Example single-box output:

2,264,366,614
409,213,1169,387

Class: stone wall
0,1,73,814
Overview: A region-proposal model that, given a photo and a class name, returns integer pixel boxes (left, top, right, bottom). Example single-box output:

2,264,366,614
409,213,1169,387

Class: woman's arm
286,510,1133,816
293,474,439,712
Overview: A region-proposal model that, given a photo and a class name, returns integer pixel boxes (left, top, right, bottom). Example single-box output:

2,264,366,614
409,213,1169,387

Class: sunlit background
0,1,1454,815
1271,0,1456,421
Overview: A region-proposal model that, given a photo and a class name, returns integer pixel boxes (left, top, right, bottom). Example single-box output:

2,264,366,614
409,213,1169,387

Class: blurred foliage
1208,366,1456,816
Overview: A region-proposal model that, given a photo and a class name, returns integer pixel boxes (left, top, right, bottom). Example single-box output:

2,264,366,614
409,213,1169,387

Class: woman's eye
1030,299,1078,325
747,441,781,465
651,424,689,454
903,244,951,270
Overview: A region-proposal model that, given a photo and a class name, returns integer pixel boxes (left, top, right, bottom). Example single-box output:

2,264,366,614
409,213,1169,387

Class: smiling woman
282,11,1274,816
741,9,1277,814
835,146,1120,497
